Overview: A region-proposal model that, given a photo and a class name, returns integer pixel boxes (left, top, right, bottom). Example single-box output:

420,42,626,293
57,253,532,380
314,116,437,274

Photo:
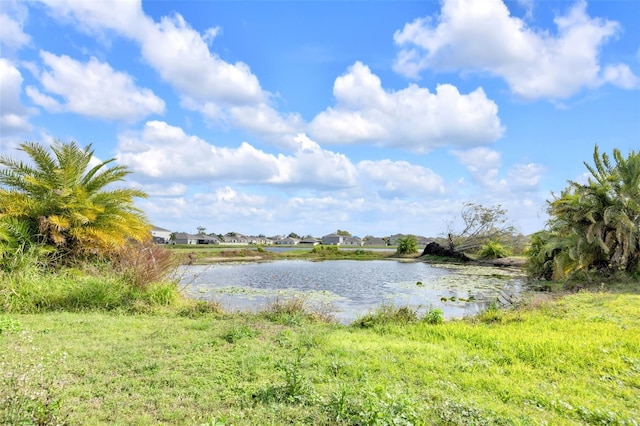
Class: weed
111,241,179,290
0,269,183,314
261,296,334,325
0,316,21,334
254,338,316,405
0,332,67,425
177,300,224,318
476,308,503,323
575,405,636,425
352,304,418,328
198,418,227,426
326,386,423,425
434,399,512,425
473,300,504,323
277,344,313,404
221,324,258,343
423,308,444,325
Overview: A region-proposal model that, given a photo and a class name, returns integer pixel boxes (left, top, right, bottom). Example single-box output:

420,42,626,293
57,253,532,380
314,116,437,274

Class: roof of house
300,237,320,243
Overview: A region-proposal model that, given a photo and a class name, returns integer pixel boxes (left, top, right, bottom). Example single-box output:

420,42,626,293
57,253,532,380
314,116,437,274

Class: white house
151,225,172,244
223,233,250,245
276,237,300,245
172,232,219,245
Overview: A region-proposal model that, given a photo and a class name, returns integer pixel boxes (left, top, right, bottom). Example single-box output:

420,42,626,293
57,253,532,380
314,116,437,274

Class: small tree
336,229,351,237
478,240,511,259
447,203,516,254
396,235,418,255
0,141,149,266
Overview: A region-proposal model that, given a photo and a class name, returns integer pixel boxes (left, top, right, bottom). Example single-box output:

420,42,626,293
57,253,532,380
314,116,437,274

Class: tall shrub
528,146,639,281
0,141,150,267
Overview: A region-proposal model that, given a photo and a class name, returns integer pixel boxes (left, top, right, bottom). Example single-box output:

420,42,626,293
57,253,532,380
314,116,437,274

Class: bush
478,240,511,259
396,235,418,255
110,241,178,290
423,308,444,325
311,245,338,254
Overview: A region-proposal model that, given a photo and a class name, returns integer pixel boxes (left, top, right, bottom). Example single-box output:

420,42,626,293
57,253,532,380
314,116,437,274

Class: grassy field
167,244,397,264
2,290,639,425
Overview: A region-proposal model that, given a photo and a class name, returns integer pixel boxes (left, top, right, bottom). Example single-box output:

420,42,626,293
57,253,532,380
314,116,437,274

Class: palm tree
0,141,150,262
535,146,639,280
396,235,418,255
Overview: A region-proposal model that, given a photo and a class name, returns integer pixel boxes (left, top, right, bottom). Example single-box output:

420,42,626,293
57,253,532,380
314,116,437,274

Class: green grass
0,268,181,314
166,244,394,263
1,291,639,425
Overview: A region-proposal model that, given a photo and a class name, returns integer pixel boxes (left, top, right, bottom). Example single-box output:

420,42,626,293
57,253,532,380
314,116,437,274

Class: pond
179,259,529,324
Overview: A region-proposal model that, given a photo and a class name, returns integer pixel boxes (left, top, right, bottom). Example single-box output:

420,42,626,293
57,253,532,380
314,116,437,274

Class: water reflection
179,260,527,324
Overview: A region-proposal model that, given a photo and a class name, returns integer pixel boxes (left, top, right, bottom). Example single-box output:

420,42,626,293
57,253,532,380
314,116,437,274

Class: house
222,233,250,245
275,237,299,245
342,236,363,246
172,232,219,245
299,237,320,246
363,237,387,246
248,236,273,245
388,234,406,246
151,225,172,244
321,233,343,245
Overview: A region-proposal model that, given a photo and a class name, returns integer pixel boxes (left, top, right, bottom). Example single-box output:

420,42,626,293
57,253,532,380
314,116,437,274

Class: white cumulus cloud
136,13,263,106
507,163,545,190
116,122,358,189
452,147,546,194
357,159,445,198
0,58,33,134
227,104,305,149
35,0,301,145
452,147,504,189
393,0,639,99
35,0,263,104
272,134,358,188
0,7,30,52
117,121,280,181
309,62,504,151
26,52,165,122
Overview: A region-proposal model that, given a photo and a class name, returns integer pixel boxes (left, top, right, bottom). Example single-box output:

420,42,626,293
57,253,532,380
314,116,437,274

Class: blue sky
1,0,639,238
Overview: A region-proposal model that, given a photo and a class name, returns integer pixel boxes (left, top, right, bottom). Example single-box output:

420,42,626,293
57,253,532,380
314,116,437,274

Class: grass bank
168,244,396,264
2,291,639,425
